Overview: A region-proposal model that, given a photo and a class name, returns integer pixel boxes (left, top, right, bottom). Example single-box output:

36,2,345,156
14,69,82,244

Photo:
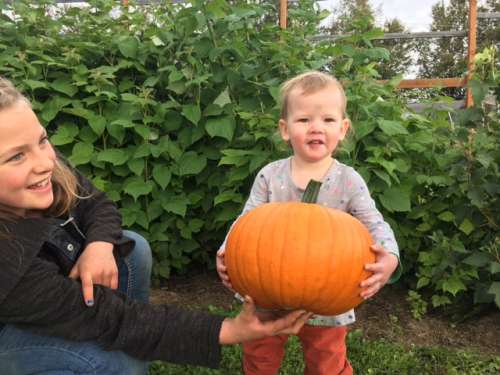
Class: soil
150,270,500,357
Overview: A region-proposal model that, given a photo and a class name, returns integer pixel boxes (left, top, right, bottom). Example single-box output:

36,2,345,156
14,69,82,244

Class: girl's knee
123,230,153,272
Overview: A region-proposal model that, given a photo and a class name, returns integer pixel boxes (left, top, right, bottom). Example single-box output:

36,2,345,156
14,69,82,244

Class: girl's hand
69,241,118,306
219,296,312,344
216,249,233,290
360,244,399,300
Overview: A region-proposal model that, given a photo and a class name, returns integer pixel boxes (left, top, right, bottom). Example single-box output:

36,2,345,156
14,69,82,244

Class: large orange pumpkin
225,181,375,315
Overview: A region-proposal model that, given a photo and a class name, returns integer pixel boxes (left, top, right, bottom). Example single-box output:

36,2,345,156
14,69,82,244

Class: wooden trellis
279,0,485,107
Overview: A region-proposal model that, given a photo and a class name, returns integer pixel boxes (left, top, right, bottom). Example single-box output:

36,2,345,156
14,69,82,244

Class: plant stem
301,180,322,203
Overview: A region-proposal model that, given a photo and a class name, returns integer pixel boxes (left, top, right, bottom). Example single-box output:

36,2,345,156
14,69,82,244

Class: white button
67,243,74,252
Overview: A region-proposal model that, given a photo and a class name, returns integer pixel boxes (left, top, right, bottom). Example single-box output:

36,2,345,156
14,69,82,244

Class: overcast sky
318,0,450,31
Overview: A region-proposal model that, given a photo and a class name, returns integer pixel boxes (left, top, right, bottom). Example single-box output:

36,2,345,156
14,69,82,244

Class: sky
318,0,450,32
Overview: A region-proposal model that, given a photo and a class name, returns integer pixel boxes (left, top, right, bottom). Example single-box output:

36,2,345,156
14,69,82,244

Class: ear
279,119,290,142
339,118,350,140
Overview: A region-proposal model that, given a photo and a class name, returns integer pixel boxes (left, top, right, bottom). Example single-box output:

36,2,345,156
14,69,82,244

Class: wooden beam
346,78,466,89
466,0,477,108
279,0,287,30
312,30,467,42
393,78,467,89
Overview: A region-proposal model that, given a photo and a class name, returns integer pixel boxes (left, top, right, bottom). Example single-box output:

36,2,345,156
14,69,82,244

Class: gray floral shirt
221,157,400,326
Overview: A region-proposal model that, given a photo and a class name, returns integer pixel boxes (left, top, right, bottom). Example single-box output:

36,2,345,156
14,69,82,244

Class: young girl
0,77,312,374
216,71,401,375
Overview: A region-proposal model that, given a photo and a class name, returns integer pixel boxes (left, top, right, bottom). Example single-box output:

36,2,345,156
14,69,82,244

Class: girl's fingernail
86,300,94,306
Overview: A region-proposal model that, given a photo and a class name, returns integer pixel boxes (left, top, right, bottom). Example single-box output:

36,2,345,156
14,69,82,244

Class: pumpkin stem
301,179,322,203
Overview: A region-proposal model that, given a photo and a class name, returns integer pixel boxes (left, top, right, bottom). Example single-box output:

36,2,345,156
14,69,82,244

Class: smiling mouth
308,140,324,145
28,178,51,189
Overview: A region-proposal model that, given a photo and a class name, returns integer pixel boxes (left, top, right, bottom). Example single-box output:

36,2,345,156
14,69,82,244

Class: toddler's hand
216,248,234,290
360,244,398,300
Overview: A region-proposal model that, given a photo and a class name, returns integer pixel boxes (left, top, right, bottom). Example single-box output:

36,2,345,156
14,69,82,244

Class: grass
148,306,500,375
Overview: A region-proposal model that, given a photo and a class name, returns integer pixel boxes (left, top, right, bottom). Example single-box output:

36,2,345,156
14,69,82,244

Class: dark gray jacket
0,173,223,368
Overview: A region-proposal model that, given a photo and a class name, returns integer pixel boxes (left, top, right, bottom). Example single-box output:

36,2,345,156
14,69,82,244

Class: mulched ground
150,270,500,356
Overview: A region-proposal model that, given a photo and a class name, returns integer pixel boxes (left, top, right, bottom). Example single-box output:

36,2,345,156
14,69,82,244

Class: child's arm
345,169,402,293
360,244,399,299
67,171,124,305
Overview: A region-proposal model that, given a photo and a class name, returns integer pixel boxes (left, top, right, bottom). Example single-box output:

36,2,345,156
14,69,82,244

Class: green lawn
149,328,500,375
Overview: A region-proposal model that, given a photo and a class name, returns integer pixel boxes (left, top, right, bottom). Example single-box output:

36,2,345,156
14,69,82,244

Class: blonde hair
280,71,348,120
0,77,79,219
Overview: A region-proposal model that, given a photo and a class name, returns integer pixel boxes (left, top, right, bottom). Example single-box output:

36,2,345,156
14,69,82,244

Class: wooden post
279,0,287,29
466,0,478,107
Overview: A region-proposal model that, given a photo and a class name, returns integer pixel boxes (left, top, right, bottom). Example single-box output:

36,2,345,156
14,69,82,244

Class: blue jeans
0,230,152,375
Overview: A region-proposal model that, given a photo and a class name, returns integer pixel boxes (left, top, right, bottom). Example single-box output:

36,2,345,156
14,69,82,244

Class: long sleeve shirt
221,157,401,326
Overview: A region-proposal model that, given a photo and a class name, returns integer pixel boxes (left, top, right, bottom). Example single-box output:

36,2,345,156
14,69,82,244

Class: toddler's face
0,101,56,217
279,85,349,164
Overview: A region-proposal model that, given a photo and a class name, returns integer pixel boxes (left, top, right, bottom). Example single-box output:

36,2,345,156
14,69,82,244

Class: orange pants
242,325,353,375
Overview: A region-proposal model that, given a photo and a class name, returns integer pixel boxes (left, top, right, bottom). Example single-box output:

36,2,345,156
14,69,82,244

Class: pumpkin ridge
321,209,342,313
231,211,251,297
262,203,282,309
313,205,335,313
274,203,287,309
254,204,274,307
279,203,291,309
330,213,357,314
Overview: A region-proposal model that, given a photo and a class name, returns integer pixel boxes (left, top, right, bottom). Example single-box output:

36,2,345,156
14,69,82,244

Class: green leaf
354,121,377,139
459,219,474,235
118,36,139,58
160,195,189,217
41,97,72,123
213,87,231,107
178,151,207,176
127,158,144,176
50,123,79,145
442,276,466,296
88,115,106,136
379,187,411,212
372,169,391,187
124,178,153,200
491,262,500,274
24,79,49,90
487,282,500,308
97,148,129,166
205,116,235,141
463,253,491,267
51,78,78,97
378,120,408,136
214,191,242,206
152,165,172,189
437,211,455,222
182,104,201,125
69,142,94,166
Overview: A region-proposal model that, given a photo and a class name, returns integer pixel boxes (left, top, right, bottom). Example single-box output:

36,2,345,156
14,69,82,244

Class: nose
32,147,55,174
308,119,323,132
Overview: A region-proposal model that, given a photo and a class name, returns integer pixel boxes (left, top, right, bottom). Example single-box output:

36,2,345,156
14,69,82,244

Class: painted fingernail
86,300,94,306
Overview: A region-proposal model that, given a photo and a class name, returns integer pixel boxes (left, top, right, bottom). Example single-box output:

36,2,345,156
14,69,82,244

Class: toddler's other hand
360,244,398,300
216,248,234,291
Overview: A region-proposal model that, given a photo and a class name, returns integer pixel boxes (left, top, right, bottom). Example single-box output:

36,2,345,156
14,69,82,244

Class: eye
297,118,309,123
40,135,49,145
7,152,24,162
325,117,336,123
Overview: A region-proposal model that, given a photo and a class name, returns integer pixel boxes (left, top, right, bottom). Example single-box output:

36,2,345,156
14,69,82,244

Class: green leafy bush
0,0,497,312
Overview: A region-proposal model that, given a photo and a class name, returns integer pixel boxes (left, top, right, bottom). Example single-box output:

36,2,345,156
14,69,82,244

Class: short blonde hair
0,77,79,219
280,71,347,120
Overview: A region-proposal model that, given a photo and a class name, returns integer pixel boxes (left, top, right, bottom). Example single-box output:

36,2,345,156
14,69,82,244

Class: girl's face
0,101,56,217
279,85,350,164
